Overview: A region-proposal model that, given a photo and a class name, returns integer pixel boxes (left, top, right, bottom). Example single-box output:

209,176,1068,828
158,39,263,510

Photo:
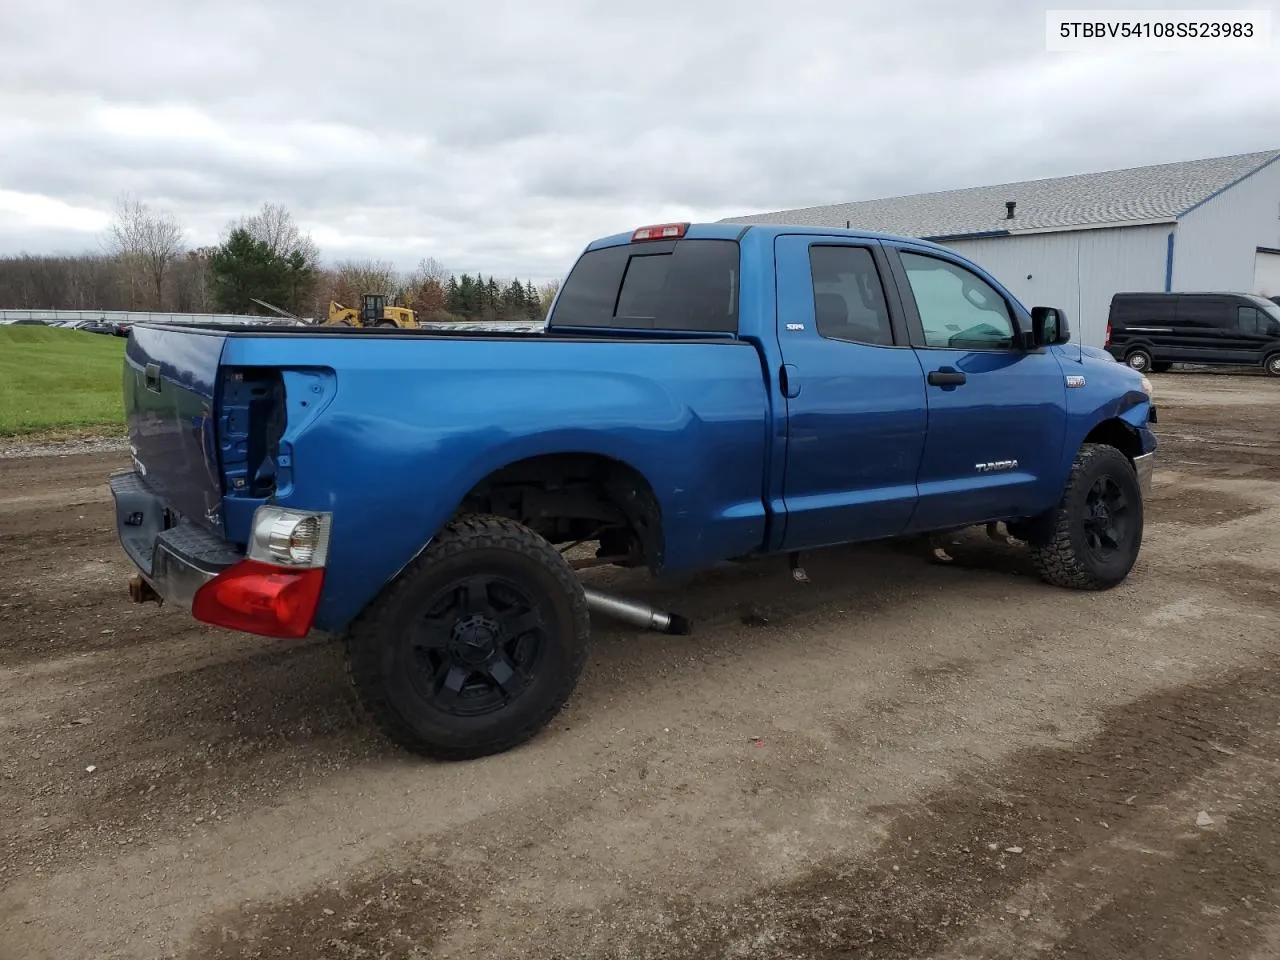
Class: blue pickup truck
110,222,1156,760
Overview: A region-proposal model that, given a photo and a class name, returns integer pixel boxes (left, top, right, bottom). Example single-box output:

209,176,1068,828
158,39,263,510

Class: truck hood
1078,344,1117,364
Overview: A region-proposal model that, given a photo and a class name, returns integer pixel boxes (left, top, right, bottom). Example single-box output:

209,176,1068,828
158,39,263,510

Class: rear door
883,243,1067,531
773,235,927,549
1171,295,1237,363
1111,294,1177,358
125,325,229,535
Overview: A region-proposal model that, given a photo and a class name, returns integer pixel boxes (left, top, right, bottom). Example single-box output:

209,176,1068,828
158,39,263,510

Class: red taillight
631,222,688,242
1104,322,1112,346
192,559,324,639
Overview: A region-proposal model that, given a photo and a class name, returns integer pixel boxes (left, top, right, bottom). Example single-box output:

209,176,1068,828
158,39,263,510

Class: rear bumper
1133,450,1155,499
108,470,240,608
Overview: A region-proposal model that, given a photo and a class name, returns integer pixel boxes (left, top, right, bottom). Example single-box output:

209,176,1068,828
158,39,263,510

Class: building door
1255,249,1280,299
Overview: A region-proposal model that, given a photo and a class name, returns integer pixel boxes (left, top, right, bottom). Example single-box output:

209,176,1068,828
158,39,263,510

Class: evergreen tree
502,279,524,319
445,275,462,314
485,277,501,321
209,227,292,313
458,274,477,318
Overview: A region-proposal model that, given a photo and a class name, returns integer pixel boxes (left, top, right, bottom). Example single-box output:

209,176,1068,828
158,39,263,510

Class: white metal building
722,149,1280,347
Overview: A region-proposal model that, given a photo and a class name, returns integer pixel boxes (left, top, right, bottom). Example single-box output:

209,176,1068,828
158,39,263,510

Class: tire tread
1030,443,1142,591
345,514,589,760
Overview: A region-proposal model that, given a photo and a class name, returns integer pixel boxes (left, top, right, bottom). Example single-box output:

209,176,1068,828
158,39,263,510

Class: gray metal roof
720,149,1280,239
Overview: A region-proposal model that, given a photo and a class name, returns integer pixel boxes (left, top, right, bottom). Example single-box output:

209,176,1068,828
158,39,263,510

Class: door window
808,245,895,346
900,252,1016,350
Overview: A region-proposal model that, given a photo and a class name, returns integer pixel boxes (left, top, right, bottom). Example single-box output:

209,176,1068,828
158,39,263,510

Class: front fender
1055,354,1156,493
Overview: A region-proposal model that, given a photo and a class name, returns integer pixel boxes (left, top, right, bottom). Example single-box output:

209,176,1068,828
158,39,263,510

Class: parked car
108,221,1157,760
1105,291,1280,377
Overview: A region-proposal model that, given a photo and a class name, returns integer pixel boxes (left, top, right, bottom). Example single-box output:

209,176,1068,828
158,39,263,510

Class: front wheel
346,515,590,760
1028,443,1144,591
1265,353,1280,378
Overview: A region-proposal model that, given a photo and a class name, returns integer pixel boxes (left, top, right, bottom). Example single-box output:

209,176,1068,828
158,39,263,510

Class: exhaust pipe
583,586,690,635
128,574,162,605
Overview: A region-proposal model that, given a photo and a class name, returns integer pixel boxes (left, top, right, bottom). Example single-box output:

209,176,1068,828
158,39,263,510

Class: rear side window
1176,296,1233,328
808,245,894,346
551,239,739,333
1111,295,1175,325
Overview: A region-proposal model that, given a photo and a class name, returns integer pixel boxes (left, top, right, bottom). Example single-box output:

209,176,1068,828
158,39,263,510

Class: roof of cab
584,222,952,253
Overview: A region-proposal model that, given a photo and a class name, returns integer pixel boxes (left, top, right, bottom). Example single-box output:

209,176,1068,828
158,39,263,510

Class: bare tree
537,279,561,318
330,258,399,306
413,256,450,285
104,194,185,308
237,201,320,267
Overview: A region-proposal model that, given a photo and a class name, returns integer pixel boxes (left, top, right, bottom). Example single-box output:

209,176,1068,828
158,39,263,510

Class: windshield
1251,296,1280,322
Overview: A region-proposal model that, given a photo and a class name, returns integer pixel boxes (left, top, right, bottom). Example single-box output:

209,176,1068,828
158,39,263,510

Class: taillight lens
193,560,324,638
1104,322,1112,346
195,505,332,638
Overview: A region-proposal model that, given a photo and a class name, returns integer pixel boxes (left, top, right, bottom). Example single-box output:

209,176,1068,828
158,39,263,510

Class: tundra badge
975,459,1019,473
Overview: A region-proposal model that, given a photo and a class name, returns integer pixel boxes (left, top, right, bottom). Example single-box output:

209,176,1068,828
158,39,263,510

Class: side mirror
1030,306,1070,346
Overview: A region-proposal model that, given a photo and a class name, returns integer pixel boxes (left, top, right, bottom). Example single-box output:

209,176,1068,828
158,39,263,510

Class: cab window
900,252,1016,350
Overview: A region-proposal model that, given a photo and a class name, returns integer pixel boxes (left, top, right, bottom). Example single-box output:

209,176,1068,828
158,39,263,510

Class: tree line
0,196,561,323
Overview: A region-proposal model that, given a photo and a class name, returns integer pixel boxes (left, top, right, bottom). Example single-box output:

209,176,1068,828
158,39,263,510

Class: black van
1105,292,1280,377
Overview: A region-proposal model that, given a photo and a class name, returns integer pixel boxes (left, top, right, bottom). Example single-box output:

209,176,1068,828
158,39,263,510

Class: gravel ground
1,372,1279,960
0,434,129,460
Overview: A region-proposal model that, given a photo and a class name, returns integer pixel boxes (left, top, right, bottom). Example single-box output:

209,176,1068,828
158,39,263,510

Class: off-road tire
1124,348,1152,372
346,514,589,760
1029,443,1144,591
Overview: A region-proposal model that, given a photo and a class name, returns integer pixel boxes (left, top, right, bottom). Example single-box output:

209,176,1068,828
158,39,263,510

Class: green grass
0,325,127,436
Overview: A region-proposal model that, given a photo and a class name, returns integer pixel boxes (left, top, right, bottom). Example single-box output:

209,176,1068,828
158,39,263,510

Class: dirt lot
2,372,1279,960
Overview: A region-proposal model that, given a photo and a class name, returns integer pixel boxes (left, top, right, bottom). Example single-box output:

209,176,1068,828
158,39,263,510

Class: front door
884,244,1068,532
774,235,928,550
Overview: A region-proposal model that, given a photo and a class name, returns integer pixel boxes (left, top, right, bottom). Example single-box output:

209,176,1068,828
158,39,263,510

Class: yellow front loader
326,293,418,328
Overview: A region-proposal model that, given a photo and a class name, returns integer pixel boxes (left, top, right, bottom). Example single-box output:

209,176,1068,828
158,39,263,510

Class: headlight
1141,375,1153,397
248,506,332,568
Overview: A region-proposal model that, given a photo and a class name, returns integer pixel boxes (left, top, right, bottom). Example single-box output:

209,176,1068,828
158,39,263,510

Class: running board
582,586,691,635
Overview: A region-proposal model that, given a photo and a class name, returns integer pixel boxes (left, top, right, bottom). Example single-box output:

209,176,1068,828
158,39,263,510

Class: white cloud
0,191,109,234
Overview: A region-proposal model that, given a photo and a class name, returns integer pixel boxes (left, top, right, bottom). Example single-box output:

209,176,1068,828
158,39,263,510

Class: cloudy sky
1,0,1277,281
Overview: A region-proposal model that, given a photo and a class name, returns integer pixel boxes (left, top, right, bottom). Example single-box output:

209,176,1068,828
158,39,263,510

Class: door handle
779,363,800,398
144,363,161,393
927,369,966,387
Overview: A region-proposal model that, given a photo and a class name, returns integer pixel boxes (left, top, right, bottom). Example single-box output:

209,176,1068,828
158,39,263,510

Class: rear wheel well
457,453,663,571
1083,418,1142,462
